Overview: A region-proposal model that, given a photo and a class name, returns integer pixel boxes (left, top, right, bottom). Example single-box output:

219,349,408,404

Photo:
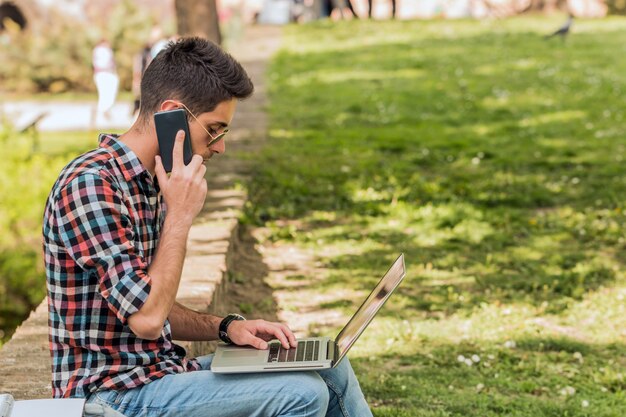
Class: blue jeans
86,355,372,417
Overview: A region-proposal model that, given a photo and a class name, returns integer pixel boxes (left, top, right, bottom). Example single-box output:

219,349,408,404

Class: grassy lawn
244,17,626,416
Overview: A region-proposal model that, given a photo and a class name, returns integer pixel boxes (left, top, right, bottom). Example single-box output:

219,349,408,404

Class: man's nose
210,138,225,154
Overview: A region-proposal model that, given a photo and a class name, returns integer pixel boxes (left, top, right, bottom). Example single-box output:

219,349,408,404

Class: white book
0,394,85,417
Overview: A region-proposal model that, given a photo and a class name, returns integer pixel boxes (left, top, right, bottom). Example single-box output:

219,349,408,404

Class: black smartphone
154,108,193,172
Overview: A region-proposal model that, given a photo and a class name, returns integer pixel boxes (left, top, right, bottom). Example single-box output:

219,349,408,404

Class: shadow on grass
247,22,626,317
263,221,619,317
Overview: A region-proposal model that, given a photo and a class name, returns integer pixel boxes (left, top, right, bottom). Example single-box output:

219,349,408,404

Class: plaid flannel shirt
43,134,200,398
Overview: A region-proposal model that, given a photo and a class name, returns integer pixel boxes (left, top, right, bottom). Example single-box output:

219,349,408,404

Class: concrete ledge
0,302,51,399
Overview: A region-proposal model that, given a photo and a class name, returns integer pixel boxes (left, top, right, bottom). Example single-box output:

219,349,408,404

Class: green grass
244,17,626,416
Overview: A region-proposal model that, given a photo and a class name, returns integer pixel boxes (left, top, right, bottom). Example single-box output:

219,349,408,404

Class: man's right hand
227,319,298,351
130,130,207,340
154,130,207,225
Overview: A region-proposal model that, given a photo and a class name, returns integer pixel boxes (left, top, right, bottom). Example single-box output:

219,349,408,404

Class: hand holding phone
154,130,208,225
154,108,193,172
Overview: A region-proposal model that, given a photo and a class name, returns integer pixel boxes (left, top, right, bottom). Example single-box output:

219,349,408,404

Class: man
43,37,372,416
92,38,119,120
367,0,396,19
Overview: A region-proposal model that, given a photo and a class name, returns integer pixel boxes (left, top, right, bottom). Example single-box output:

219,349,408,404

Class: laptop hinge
326,340,334,361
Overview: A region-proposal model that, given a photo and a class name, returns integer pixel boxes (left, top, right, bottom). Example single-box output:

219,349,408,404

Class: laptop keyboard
268,340,320,363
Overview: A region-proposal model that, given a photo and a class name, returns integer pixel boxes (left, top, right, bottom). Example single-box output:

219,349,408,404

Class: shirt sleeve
54,173,152,324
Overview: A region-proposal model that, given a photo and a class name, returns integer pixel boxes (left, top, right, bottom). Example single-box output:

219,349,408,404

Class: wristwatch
218,313,245,344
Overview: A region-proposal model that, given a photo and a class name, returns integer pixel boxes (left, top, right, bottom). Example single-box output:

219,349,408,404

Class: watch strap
218,313,245,344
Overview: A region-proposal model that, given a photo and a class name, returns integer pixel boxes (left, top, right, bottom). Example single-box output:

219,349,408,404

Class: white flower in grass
465,358,474,367
581,400,589,408
559,386,576,396
573,352,584,363
457,355,466,363
488,354,495,360
476,383,485,392
504,340,516,349
472,354,481,363
600,387,608,393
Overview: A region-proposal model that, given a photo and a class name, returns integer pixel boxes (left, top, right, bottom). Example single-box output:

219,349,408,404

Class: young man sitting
43,37,372,417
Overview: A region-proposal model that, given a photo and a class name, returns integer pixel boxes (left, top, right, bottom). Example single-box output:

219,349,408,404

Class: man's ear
158,100,180,112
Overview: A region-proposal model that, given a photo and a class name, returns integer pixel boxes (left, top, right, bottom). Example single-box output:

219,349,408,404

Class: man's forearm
127,217,191,339
168,302,221,341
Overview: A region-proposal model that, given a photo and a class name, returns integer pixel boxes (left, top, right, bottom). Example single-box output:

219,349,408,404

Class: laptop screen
334,253,406,365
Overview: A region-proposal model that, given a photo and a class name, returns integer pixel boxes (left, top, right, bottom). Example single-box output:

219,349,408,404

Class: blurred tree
606,0,626,14
0,0,153,93
174,0,222,45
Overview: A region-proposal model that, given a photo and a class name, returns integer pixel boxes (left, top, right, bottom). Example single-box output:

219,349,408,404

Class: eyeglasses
178,102,229,147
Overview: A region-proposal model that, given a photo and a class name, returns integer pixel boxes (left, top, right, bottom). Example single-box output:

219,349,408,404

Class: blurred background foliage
0,0,156,94
607,0,626,14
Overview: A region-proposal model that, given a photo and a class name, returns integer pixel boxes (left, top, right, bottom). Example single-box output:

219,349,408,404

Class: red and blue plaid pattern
43,134,200,398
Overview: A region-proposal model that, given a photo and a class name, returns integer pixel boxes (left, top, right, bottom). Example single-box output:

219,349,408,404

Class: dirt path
217,26,350,338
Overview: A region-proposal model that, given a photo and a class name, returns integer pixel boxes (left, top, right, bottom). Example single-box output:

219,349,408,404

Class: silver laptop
211,253,406,373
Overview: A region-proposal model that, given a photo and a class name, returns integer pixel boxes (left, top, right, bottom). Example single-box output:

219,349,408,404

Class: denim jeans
86,354,372,417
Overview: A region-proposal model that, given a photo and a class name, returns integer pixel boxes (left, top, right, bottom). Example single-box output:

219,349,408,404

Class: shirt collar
98,134,149,182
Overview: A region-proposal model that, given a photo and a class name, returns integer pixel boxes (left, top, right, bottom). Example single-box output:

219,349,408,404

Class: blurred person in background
324,0,358,19
131,42,153,117
149,26,174,59
92,39,119,121
368,0,396,18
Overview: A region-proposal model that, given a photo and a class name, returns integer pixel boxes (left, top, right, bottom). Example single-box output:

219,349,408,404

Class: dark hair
138,37,254,122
